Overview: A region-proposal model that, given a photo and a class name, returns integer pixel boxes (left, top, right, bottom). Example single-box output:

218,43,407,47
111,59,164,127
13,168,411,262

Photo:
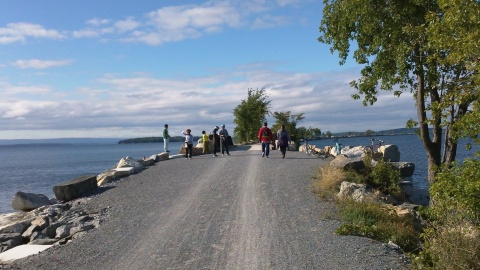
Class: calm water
0,136,477,214
0,141,183,214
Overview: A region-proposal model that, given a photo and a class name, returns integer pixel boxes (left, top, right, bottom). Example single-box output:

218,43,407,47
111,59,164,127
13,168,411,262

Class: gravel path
4,145,409,269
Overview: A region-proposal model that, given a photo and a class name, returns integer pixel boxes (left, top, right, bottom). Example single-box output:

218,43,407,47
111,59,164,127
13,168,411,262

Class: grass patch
336,200,421,253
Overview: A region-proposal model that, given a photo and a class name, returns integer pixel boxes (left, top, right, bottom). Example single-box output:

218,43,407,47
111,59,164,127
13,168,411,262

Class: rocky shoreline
0,150,179,263
299,141,429,206
0,141,234,263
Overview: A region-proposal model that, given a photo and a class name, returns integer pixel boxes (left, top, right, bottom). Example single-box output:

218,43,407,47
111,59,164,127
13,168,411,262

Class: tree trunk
416,67,442,184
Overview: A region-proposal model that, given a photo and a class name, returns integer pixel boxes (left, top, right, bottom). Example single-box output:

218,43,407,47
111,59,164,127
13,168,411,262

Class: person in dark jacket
218,124,230,156
276,124,291,159
212,126,220,157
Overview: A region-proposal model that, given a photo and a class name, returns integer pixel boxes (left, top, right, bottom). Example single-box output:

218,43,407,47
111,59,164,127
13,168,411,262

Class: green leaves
233,88,271,144
319,0,480,181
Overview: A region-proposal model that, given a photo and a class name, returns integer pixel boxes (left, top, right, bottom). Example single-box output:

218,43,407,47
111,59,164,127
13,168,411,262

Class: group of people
162,122,291,159
207,125,231,158
162,124,231,159
258,122,291,159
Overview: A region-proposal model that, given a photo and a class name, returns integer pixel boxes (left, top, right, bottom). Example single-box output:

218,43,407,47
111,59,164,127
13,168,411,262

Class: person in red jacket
258,122,273,158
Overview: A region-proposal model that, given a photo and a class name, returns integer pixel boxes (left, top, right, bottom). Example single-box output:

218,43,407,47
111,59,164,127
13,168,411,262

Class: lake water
0,141,183,214
0,135,477,214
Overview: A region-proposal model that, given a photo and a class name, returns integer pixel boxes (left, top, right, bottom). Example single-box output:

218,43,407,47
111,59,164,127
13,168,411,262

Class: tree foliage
233,88,271,144
319,0,480,183
271,111,305,142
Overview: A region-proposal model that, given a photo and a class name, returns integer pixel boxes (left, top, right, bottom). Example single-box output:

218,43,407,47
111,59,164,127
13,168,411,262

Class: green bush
413,158,480,269
414,209,480,270
430,158,480,223
370,160,401,194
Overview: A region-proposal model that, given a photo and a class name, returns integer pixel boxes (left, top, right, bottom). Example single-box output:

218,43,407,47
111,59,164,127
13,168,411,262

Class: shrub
369,159,403,198
344,168,369,184
414,209,480,270
312,164,345,199
430,158,480,223
414,158,480,269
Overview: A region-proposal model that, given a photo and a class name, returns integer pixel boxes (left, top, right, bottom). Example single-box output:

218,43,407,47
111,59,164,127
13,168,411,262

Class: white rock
0,244,52,263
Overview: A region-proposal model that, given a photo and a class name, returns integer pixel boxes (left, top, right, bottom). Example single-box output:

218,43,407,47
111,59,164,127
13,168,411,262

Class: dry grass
312,164,346,199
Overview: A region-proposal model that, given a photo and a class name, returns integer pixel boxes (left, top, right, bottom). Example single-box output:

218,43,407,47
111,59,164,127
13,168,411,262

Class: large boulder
117,156,144,172
330,156,365,173
179,146,203,156
336,181,370,202
341,146,364,158
21,216,49,239
96,168,134,186
157,152,169,161
0,233,24,253
388,162,415,177
96,170,116,186
0,218,34,234
53,175,98,202
336,181,398,205
379,145,400,162
11,192,52,211
137,157,155,167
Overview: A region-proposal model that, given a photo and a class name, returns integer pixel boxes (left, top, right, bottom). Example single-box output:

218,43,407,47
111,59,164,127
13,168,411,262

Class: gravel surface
2,145,410,269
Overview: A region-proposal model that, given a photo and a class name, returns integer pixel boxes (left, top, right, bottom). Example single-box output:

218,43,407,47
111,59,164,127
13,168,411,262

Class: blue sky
0,0,417,139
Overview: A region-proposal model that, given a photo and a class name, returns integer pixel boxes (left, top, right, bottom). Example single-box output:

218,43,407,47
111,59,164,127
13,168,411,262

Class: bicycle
303,138,312,155
363,138,384,155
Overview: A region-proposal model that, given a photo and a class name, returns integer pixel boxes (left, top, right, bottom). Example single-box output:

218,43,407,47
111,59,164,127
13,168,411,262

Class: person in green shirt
163,124,170,152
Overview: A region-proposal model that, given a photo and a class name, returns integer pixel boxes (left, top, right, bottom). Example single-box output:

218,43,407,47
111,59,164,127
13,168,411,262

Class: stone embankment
0,150,175,263
299,141,426,234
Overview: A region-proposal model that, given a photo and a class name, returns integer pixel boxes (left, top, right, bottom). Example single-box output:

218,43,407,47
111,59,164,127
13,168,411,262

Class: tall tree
233,88,271,144
319,0,480,183
271,111,305,142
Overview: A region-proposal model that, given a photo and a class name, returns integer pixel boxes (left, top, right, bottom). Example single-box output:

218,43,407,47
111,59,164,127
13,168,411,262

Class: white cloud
0,82,53,96
0,22,65,44
67,1,305,45
13,59,74,69
73,29,101,38
0,64,418,139
114,17,140,33
86,18,110,26
252,15,290,29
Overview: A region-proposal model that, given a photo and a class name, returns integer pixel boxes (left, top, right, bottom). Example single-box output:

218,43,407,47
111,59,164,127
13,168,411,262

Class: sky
0,0,418,140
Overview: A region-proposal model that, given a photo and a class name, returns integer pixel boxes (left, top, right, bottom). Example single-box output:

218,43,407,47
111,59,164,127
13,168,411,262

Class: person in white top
182,129,193,159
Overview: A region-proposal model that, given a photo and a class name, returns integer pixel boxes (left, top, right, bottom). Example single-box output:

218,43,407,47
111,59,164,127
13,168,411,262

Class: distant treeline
118,136,200,144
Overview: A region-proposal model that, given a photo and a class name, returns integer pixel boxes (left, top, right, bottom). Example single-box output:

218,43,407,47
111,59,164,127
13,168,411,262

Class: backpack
262,128,269,137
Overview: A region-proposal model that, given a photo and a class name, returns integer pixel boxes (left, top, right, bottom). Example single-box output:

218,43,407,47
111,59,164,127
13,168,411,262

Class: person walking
182,129,193,159
277,124,291,159
218,124,230,156
163,124,171,152
258,122,273,158
212,126,220,157
201,130,209,154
